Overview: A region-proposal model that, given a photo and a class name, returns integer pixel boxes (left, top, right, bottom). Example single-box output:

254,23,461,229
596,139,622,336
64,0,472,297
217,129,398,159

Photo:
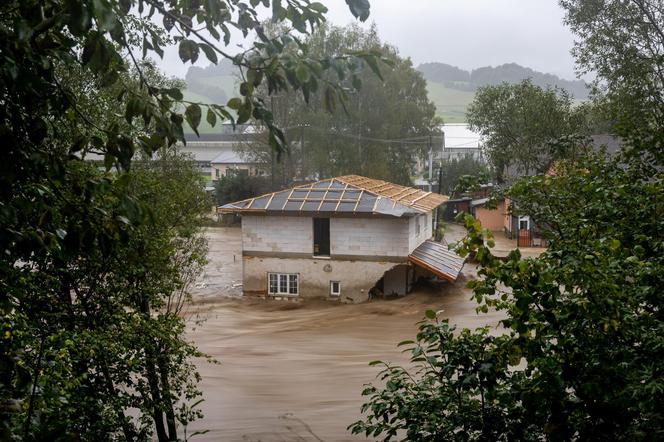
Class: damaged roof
409,240,466,282
218,175,448,217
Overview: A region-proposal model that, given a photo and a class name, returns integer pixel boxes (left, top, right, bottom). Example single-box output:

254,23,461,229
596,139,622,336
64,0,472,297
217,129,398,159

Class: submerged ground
185,226,539,441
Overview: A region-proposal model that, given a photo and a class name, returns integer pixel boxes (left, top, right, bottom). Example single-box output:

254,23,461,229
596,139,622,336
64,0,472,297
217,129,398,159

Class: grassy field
195,74,239,98
181,76,473,134
182,84,238,135
425,82,475,123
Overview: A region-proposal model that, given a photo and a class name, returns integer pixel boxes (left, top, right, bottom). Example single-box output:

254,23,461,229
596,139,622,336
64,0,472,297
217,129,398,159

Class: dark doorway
313,218,330,256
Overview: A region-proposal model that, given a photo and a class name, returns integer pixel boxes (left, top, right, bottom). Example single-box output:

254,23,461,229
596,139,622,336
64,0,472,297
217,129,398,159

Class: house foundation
243,255,408,303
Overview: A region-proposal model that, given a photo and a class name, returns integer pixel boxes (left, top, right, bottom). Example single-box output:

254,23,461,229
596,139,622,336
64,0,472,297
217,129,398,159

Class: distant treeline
417,62,589,98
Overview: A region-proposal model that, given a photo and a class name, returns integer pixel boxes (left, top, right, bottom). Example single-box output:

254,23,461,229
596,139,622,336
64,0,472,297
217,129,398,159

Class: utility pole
434,131,445,241
270,96,275,189
438,130,445,194
300,124,305,180
427,134,433,192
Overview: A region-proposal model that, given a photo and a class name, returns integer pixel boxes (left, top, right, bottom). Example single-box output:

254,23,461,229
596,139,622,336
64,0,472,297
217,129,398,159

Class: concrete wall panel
330,218,410,257
243,256,405,303
242,216,313,254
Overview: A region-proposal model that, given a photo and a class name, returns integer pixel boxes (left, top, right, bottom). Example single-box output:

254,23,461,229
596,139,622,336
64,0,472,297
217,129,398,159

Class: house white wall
242,256,398,302
242,216,312,253
240,212,435,301
330,218,410,257
241,215,414,258
407,211,433,253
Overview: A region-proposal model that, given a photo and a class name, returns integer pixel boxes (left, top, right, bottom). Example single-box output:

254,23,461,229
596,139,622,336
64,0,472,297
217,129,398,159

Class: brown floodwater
184,227,507,441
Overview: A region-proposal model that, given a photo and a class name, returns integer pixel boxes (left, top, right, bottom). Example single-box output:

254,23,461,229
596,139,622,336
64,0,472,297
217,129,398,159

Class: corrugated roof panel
409,240,466,282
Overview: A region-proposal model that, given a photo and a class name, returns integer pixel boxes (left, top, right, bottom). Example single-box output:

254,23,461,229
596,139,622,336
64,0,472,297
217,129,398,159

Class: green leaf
362,55,384,81
206,108,217,126
199,43,218,64
165,88,183,101
178,39,199,63
345,0,371,21
424,309,436,320
237,100,253,124
227,98,242,110
185,104,202,136
92,0,117,31
296,64,310,83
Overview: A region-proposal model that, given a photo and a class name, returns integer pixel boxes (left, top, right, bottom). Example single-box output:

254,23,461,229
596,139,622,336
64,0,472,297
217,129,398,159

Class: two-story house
219,175,465,302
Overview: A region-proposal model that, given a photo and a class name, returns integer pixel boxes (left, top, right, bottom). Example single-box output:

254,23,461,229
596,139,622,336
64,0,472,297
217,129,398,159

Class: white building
219,175,466,303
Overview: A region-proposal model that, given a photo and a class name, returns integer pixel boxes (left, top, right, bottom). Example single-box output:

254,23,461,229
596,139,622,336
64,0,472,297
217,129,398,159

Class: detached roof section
219,175,448,217
409,240,466,282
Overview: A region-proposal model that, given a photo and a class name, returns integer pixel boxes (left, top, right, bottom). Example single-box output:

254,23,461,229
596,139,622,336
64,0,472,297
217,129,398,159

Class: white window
330,281,341,297
268,273,299,296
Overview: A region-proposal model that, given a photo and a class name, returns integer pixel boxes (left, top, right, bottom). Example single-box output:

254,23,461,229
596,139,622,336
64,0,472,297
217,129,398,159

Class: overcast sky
156,0,580,81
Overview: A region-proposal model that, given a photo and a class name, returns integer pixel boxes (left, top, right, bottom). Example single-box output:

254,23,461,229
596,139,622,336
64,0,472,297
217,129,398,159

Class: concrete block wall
330,218,410,257
242,256,404,302
408,211,433,253
242,215,312,253
242,215,412,257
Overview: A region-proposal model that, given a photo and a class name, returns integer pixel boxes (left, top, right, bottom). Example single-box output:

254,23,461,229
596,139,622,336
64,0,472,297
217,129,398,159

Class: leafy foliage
352,2,664,436
561,0,664,164
437,155,492,196
2,151,211,440
467,80,586,181
1,0,380,439
215,174,272,206
239,23,440,186
351,151,664,440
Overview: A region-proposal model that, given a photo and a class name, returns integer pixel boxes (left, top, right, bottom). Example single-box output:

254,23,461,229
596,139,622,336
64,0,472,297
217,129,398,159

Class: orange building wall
503,197,512,233
475,200,506,231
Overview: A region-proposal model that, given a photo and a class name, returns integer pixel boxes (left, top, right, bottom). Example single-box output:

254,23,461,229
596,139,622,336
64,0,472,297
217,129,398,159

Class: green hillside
182,73,473,133
425,82,475,123
181,73,240,135
195,74,238,98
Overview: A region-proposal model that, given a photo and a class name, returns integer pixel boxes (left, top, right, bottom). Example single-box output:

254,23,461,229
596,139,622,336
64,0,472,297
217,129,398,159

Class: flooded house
219,175,466,302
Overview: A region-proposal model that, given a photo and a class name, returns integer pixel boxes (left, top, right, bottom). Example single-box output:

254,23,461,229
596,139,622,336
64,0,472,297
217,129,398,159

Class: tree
3,150,210,440
1,0,379,438
437,155,492,196
351,151,664,441
560,0,664,163
467,80,584,181
351,2,664,438
240,23,441,186
215,173,272,206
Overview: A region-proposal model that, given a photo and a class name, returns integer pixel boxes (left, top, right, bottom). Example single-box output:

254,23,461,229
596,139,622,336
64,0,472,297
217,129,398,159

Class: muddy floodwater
185,227,510,441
